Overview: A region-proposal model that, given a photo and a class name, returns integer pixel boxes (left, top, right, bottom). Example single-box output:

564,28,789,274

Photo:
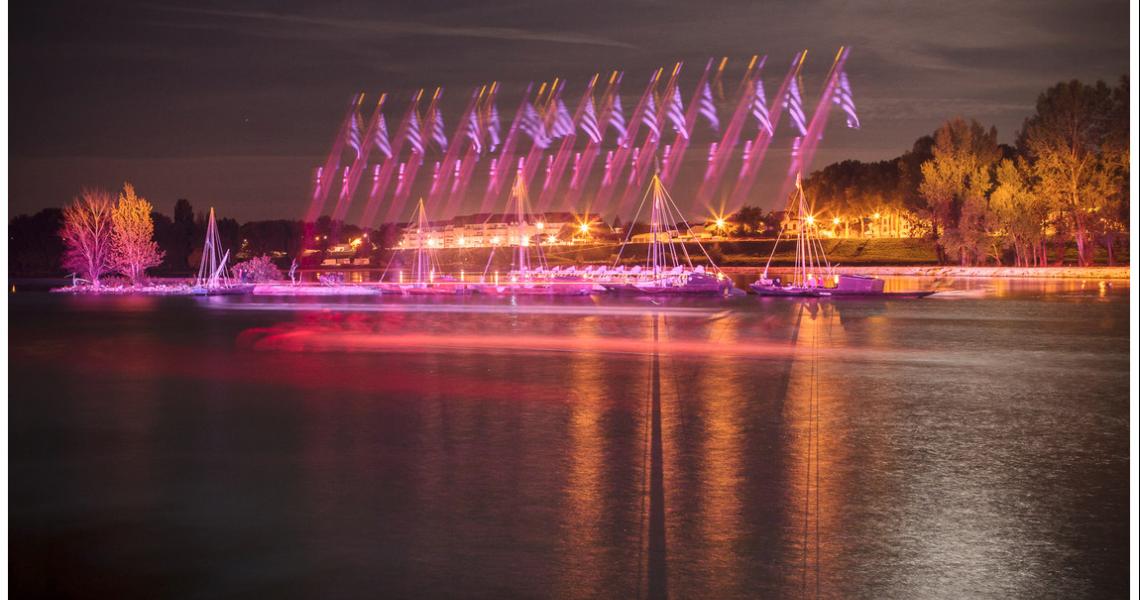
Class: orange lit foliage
1020,79,1126,266
919,118,1000,265
110,183,164,283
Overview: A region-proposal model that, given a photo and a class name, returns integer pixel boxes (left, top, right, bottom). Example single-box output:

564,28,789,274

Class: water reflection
7,279,1130,598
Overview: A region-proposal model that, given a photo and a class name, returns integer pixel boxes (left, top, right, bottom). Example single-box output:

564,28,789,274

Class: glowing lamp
536,222,545,230
832,217,840,225
547,235,557,244
579,223,590,234
804,215,815,226
873,212,881,219
715,218,726,230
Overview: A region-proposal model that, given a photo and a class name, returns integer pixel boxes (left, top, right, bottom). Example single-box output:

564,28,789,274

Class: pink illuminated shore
51,282,196,295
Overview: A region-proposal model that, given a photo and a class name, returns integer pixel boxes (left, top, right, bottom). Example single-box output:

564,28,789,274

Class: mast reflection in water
8,278,1130,598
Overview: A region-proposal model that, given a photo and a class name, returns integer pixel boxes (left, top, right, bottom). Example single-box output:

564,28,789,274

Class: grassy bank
738,265,1132,280
411,237,1128,271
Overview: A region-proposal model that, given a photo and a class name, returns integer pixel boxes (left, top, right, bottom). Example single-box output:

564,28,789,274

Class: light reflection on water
7,277,1130,598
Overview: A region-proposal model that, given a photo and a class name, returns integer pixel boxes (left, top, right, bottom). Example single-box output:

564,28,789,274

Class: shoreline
13,264,1132,296
724,265,1132,280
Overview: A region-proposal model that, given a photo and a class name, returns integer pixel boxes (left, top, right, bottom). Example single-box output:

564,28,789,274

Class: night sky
9,0,1129,222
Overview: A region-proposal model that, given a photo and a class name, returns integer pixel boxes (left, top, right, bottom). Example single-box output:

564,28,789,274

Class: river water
8,277,1130,598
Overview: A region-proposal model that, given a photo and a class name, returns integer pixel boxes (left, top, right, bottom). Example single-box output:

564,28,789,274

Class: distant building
777,209,916,239
397,212,605,249
630,223,713,243
321,240,373,266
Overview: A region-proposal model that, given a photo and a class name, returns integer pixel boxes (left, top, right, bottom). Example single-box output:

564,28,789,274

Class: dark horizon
9,0,1130,222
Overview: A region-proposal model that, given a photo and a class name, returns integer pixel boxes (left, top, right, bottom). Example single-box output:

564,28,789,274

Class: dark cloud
148,5,638,49
8,0,1129,221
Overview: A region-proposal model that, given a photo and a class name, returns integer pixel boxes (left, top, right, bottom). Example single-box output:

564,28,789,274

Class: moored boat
605,174,737,297
473,172,594,296
190,207,252,296
380,200,473,295
751,174,932,299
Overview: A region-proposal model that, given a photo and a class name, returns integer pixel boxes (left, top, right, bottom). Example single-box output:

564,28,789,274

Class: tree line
799,76,1129,266
8,76,1130,277
10,192,404,280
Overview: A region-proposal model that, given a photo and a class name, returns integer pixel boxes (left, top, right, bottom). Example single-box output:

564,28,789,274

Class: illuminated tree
110,183,164,283
1019,80,1120,266
990,159,1049,266
1094,76,1130,265
60,189,115,285
919,118,1000,264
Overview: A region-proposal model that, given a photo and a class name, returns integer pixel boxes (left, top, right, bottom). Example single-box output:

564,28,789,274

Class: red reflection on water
32,333,561,402
241,314,807,360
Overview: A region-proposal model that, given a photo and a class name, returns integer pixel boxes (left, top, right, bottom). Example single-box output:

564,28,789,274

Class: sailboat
190,207,249,295
751,174,933,298
476,173,592,296
602,174,735,296
383,199,470,295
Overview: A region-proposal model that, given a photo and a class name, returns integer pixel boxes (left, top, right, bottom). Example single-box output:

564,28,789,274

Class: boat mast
650,179,659,280
517,177,528,277
412,198,430,286
790,172,831,288
195,207,230,289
